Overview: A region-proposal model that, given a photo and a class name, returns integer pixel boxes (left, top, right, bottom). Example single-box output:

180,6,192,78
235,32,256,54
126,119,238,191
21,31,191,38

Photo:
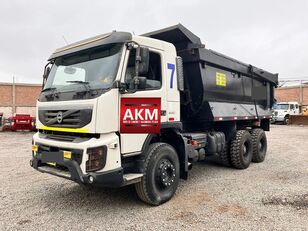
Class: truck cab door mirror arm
42,62,52,89
133,46,149,90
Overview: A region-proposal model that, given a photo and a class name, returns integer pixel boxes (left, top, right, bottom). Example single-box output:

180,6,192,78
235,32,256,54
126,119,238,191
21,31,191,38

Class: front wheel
284,116,289,125
135,143,180,206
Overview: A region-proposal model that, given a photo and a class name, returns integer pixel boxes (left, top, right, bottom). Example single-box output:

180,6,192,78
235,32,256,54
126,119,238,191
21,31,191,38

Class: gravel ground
0,125,307,230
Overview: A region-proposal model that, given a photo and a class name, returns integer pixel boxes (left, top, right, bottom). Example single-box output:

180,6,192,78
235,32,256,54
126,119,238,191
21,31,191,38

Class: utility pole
299,80,303,106
12,76,16,115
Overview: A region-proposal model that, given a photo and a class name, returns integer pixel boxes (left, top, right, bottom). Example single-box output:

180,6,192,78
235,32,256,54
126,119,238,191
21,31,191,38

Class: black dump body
144,24,278,124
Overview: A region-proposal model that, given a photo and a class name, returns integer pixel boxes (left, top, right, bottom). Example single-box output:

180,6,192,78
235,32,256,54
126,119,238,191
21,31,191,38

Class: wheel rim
259,136,266,153
259,138,265,152
156,159,176,189
259,142,263,151
242,141,249,157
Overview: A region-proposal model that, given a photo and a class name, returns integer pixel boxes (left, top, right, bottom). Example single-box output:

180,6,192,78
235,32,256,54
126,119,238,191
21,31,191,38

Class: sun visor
49,32,132,60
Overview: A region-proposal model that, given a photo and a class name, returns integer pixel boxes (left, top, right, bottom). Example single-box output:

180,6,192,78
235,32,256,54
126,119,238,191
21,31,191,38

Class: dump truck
30,24,278,205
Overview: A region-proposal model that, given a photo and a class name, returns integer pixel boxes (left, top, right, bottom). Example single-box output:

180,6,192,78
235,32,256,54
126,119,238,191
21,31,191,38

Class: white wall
0,107,12,118
0,106,36,118
16,107,36,117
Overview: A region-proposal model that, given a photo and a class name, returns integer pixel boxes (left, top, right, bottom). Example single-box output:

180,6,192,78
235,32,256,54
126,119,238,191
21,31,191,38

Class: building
0,82,42,118
275,85,308,107
1,81,307,118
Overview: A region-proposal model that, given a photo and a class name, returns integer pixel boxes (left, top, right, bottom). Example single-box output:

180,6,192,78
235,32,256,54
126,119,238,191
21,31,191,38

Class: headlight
86,146,107,172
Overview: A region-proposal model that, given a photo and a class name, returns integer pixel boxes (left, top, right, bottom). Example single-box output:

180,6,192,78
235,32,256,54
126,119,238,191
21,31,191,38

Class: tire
251,128,267,163
230,130,253,169
135,143,180,205
218,143,231,166
284,116,289,125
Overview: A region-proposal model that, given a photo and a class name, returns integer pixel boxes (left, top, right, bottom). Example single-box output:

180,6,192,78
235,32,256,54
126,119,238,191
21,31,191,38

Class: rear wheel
218,143,231,166
230,130,253,169
135,143,180,205
251,128,267,163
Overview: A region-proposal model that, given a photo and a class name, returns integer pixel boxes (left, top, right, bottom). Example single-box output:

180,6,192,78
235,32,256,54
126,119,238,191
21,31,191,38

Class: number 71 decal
167,63,175,88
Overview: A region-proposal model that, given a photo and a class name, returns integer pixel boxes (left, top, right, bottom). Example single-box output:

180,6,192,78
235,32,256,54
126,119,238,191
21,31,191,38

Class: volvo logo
56,111,63,124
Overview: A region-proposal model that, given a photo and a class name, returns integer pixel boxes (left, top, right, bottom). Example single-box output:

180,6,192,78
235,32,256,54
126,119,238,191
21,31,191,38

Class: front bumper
272,116,285,122
31,131,123,187
31,153,124,188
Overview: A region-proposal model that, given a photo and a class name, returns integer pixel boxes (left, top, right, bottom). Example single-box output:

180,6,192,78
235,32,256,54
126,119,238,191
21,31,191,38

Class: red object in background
0,113,3,128
120,98,161,133
11,114,36,131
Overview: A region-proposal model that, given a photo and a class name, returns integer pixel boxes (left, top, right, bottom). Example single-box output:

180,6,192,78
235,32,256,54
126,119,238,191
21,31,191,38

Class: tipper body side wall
143,24,278,124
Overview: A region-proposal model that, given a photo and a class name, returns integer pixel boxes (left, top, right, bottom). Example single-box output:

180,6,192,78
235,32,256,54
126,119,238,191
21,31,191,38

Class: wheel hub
158,160,176,188
243,144,247,155
242,142,249,157
259,142,263,151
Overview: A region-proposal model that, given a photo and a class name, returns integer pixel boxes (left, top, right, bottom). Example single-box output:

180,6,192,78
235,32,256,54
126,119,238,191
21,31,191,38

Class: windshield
274,104,289,110
43,43,123,93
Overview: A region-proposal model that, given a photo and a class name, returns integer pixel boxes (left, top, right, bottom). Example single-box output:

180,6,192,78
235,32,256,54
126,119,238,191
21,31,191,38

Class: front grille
39,109,92,128
39,130,100,139
46,134,76,142
37,144,83,165
274,111,278,116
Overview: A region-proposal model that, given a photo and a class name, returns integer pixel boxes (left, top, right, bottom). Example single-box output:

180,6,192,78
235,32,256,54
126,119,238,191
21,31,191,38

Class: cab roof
49,32,132,60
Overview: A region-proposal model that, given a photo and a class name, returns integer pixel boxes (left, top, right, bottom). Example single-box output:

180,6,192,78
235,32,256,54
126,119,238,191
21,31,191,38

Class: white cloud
0,0,307,83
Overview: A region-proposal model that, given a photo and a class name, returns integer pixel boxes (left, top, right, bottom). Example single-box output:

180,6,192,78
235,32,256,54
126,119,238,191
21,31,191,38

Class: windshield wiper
42,87,60,99
67,80,97,96
67,81,90,91
66,80,90,84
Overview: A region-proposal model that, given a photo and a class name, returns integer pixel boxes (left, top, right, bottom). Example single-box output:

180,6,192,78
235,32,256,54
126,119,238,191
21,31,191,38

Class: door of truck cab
119,46,167,154
289,103,299,115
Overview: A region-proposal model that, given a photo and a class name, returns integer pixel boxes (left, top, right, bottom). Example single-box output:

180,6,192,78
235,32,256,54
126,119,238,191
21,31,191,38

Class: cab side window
290,104,294,110
125,49,162,90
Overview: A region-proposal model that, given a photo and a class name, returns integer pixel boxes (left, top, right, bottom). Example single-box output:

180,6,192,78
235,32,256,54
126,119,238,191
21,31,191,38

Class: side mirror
44,66,51,79
42,66,51,88
137,77,147,89
137,47,149,75
131,76,147,90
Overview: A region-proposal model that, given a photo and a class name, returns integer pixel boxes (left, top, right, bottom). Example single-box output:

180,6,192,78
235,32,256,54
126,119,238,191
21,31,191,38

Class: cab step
123,173,143,185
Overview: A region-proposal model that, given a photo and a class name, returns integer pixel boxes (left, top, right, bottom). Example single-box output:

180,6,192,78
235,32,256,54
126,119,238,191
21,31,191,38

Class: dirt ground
0,125,307,230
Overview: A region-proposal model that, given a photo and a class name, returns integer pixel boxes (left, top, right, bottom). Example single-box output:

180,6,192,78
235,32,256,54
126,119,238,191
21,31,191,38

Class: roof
277,84,308,89
277,102,299,104
0,82,41,87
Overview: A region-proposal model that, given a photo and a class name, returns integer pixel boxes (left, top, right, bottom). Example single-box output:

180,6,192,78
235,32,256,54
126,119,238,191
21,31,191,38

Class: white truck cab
272,102,300,124
31,31,182,204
